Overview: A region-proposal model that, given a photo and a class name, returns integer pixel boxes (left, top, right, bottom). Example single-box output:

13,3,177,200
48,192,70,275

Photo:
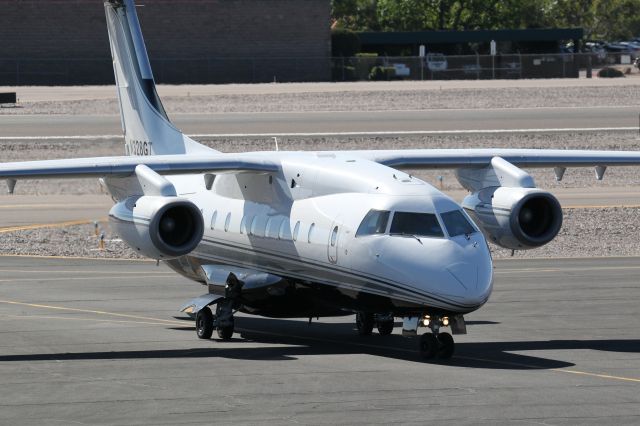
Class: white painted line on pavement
0,126,636,140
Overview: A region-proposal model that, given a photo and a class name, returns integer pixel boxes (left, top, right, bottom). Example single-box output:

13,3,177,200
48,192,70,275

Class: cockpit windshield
356,210,390,237
356,208,476,240
440,209,476,237
389,212,444,238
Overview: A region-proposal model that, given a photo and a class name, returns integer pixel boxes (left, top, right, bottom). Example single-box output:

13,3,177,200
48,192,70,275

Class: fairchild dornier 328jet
2,0,640,360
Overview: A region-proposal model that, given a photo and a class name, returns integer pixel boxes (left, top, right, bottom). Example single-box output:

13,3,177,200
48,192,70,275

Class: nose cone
377,233,493,312
444,239,494,309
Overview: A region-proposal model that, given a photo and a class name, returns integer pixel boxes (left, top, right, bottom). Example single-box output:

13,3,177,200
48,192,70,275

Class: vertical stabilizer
104,0,212,156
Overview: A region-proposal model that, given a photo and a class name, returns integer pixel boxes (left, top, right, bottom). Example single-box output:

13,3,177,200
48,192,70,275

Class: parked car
605,43,638,61
620,41,640,55
584,41,607,63
392,63,410,77
426,53,447,71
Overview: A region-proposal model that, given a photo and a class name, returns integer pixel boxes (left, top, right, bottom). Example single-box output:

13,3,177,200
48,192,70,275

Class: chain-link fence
331,52,638,82
1,53,636,85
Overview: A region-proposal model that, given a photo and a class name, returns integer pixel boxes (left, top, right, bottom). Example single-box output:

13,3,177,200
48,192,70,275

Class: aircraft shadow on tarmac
2,317,640,370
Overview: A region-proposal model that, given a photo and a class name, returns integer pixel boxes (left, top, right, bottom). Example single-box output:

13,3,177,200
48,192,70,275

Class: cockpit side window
356,210,390,237
441,209,476,237
390,212,444,238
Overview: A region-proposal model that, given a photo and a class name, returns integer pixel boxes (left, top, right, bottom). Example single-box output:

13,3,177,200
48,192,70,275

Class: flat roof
358,28,584,45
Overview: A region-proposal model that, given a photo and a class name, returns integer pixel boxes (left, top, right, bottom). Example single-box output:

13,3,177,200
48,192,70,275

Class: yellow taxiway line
0,203,107,210
0,253,153,262
0,219,105,234
1,297,639,384
0,299,184,326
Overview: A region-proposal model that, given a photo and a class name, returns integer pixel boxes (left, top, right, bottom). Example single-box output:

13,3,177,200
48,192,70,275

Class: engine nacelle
109,195,204,259
462,187,563,250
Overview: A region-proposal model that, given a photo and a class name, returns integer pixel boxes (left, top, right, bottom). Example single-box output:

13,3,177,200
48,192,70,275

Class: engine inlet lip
149,200,204,257
510,192,563,248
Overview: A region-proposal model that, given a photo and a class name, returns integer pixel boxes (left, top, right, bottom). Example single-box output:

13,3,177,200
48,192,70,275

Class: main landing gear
355,312,394,336
195,299,236,340
195,274,242,341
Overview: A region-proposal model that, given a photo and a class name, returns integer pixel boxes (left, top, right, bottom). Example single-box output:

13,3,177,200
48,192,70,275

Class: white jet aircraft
2,0,640,360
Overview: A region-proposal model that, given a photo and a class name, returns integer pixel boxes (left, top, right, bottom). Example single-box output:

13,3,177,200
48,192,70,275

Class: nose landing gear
419,316,455,360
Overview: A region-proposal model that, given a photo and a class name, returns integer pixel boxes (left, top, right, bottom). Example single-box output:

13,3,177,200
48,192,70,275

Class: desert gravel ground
1,81,640,259
1,84,640,115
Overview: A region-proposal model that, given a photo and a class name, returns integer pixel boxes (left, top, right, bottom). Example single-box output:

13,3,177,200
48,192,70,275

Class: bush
598,67,625,78
369,66,395,81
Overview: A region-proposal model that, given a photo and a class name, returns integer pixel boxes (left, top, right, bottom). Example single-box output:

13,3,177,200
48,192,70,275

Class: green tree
332,0,640,42
376,0,554,32
591,0,640,40
331,0,381,31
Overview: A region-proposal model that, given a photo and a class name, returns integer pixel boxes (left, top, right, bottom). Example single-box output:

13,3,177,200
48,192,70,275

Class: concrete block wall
0,0,331,84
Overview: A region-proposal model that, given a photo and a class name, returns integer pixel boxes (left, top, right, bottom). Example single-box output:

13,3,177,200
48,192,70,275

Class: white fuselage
157,151,494,316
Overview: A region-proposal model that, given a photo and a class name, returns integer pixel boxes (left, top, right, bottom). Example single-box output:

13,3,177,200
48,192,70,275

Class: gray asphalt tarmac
1,106,637,138
0,256,639,425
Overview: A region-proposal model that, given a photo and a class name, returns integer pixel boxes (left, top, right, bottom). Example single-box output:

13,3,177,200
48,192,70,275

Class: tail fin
104,0,212,156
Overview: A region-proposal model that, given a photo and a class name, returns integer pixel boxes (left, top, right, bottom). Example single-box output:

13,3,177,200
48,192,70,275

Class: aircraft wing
0,153,279,180
348,149,640,169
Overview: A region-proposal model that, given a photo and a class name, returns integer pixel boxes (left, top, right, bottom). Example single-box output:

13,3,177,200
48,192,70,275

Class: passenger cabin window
265,217,274,237
330,226,338,247
266,217,281,239
224,213,231,232
249,216,257,236
440,210,476,237
390,212,444,238
356,210,390,237
240,216,249,235
278,220,290,240
249,216,266,237
210,210,218,230
293,221,301,241
308,223,316,243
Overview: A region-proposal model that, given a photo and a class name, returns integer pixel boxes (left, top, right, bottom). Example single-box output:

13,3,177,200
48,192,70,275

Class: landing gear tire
437,332,455,359
195,307,214,340
376,319,394,336
419,333,438,359
216,317,235,340
356,312,374,336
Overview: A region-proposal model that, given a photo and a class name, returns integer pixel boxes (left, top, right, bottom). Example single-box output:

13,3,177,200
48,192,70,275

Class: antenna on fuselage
272,137,279,152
